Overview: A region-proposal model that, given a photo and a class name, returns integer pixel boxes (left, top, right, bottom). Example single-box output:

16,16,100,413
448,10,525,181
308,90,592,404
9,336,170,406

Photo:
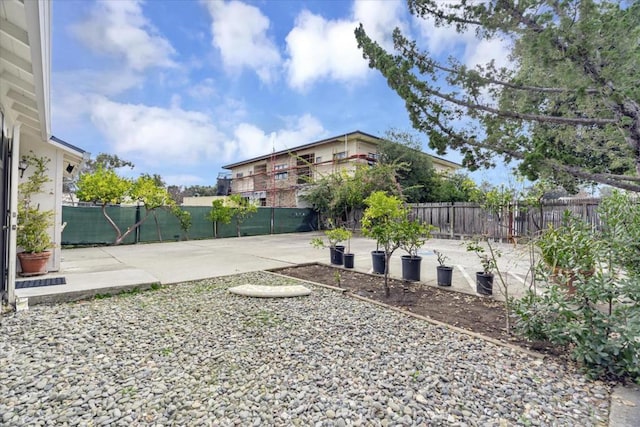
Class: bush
513,191,640,383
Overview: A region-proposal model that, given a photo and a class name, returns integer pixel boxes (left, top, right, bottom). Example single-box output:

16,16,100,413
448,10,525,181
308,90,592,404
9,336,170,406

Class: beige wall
225,133,460,207
182,196,227,206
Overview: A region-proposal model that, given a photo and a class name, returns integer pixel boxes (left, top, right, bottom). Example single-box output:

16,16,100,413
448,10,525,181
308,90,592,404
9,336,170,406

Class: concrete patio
15,232,534,305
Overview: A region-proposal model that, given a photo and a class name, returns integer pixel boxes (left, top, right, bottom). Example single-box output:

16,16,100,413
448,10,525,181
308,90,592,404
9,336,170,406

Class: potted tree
398,219,434,281
16,153,54,276
361,191,405,296
311,227,352,265
466,239,496,296
434,249,453,286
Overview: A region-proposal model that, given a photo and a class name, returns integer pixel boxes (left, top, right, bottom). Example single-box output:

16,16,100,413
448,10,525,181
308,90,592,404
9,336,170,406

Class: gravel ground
1,272,610,426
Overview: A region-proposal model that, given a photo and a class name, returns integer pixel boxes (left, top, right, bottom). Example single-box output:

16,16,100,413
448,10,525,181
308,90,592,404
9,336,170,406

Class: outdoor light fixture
66,163,75,174
18,157,28,178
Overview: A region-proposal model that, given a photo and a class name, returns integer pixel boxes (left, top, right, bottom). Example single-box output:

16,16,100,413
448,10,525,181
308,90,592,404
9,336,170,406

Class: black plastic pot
371,250,386,274
437,265,453,286
330,246,345,265
343,253,355,269
476,272,494,295
401,255,422,281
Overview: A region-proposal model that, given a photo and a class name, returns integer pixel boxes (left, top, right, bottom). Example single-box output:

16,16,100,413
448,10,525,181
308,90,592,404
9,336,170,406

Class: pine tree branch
407,69,616,126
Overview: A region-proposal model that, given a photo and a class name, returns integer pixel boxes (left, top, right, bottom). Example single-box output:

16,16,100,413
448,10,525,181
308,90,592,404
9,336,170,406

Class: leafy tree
379,129,439,202
89,153,135,171
432,172,481,202
141,173,166,188
228,194,258,237
76,168,190,245
355,1,640,192
208,199,234,238
361,191,406,296
64,153,135,196
303,163,402,228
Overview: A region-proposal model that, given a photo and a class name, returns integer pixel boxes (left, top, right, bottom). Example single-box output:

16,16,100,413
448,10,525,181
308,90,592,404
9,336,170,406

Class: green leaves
356,1,640,192
76,167,190,244
17,153,54,253
77,167,131,205
515,191,640,383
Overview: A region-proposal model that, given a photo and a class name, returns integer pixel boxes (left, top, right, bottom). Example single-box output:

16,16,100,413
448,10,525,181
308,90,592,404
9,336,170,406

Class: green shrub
514,191,640,383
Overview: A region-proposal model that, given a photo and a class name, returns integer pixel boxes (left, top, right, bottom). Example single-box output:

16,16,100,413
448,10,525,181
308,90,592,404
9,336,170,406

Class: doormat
16,277,66,289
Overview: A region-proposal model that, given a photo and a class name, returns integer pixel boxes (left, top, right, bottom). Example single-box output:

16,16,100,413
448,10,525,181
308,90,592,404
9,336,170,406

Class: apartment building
222,130,460,208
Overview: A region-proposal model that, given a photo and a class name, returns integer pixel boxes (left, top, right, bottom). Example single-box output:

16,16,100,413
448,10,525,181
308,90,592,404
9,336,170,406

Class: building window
274,163,287,170
368,152,379,160
236,172,243,178
275,172,288,180
333,151,347,161
316,156,322,163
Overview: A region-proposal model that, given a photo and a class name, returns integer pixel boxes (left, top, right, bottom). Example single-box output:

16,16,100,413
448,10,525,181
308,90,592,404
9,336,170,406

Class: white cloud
352,0,405,50
71,0,176,71
163,174,205,186
87,98,325,173
285,11,369,91
187,78,217,100
285,1,404,91
203,0,281,83
464,38,512,71
90,98,226,166
52,68,143,128
228,114,327,160
413,11,512,70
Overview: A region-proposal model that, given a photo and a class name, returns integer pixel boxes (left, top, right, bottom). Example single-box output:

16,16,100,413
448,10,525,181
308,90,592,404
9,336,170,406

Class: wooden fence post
449,203,455,239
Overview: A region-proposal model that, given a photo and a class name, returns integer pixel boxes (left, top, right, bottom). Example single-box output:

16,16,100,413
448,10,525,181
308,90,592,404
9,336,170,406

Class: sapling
467,236,512,332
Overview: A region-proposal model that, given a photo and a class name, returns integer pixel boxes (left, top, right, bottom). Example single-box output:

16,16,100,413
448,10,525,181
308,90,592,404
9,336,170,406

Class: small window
334,151,347,160
274,164,287,170
316,156,322,163
275,172,288,180
368,152,378,160
236,172,243,178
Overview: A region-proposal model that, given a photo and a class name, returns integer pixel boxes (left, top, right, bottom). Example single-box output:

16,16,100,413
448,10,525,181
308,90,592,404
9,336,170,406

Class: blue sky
51,0,512,187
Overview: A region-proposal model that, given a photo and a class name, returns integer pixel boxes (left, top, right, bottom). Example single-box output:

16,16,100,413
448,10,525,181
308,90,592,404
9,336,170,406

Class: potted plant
434,249,453,286
397,219,434,281
343,232,355,269
466,239,496,296
310,227,352,265
16,153,54,276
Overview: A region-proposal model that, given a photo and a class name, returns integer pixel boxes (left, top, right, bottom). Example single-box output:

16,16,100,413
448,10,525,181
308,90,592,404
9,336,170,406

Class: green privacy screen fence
61,206,319,246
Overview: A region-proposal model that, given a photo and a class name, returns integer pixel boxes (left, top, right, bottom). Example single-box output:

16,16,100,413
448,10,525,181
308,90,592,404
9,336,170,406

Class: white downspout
7,123,21,306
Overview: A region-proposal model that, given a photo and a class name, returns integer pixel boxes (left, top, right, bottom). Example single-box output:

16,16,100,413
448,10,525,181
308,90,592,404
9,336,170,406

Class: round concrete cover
228,284,311,298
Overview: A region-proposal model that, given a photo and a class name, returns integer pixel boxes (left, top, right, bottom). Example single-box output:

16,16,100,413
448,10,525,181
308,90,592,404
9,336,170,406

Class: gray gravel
1,272,610,426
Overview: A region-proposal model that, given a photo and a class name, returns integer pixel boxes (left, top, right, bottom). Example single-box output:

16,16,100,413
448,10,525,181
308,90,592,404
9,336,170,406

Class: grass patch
92,283,162,300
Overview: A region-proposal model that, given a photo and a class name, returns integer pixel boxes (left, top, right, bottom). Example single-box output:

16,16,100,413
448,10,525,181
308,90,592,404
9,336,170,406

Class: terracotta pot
17,251,51,277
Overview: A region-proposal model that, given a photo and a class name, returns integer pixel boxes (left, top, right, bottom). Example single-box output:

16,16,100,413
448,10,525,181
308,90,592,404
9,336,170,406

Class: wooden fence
409,198,602,241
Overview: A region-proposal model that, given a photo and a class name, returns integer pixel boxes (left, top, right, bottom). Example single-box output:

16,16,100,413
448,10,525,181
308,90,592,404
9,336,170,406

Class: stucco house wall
1,0,85,305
